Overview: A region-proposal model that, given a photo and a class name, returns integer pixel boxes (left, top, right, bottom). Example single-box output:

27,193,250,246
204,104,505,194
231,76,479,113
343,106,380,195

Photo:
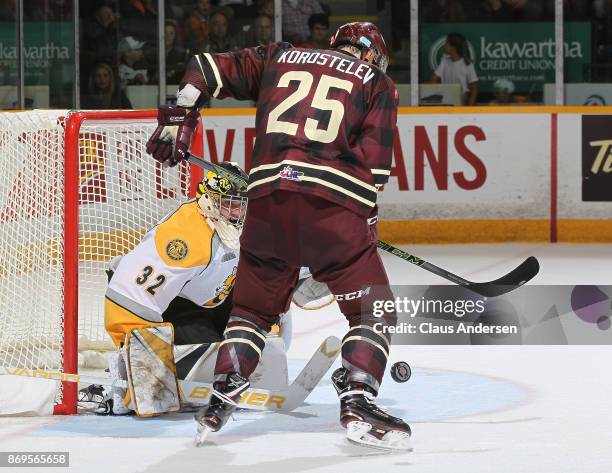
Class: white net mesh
0,111,65,371
0,110,192,408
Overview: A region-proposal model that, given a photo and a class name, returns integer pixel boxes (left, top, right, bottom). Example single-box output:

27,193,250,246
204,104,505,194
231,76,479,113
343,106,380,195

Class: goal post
0,109,203,415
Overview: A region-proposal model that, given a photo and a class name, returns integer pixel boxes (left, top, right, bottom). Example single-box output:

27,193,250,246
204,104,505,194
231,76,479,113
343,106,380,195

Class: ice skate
332,368,412,451
194,372,250,446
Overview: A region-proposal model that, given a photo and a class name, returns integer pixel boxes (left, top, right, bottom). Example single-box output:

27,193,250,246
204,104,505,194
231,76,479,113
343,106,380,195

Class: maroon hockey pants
214,191,395,392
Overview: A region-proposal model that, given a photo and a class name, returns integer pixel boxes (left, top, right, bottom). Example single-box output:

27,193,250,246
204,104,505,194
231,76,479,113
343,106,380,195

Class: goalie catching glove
146,105,200,167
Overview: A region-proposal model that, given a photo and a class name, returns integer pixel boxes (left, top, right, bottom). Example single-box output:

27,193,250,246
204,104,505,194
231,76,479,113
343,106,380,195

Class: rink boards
197,106,612,243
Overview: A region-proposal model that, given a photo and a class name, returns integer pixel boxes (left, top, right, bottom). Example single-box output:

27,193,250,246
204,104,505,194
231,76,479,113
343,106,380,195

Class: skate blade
194,423,211,447
346,421,413,452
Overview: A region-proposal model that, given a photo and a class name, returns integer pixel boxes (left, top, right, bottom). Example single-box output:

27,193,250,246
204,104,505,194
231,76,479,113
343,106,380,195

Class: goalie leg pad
108,349,132,415
125,323,180,416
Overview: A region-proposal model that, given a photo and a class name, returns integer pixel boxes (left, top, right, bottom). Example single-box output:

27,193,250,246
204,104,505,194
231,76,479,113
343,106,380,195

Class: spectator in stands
237,14,274,47
282,0,324,45
218,0,254,5
475,0,517,20
165,20,188,84
507,0,550,20
119,0,157,45
82,63,132,109
118,36,149,90
82,5,119,68
488,78,521,105
471,0,549,21
121,0,156,18
257,0,274,18
299,13,329,49
79,0,115,20
565,0,591,20
430,33,479,105
198,9,239,53
254,14,274,45
420,0,465,23
27,0,72,20
186,0,211,51
0,0,15,20
218,0,257,19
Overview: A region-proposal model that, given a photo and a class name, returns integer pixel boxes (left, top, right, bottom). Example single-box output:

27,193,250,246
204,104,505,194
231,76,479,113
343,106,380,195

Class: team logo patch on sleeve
279,165,304,181
166,239,189,261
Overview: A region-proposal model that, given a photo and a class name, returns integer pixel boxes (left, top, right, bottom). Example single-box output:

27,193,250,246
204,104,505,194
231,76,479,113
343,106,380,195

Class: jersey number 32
136,265,166,296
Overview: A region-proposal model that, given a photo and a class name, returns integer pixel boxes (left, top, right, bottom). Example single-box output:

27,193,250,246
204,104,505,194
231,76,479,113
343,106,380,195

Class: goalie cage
0,110,204,414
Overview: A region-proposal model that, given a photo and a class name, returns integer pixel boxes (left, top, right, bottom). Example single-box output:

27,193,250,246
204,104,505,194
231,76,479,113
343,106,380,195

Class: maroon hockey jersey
181,42,398,216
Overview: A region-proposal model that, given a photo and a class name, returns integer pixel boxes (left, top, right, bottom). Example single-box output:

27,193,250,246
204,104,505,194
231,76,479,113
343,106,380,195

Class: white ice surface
1,243,612,473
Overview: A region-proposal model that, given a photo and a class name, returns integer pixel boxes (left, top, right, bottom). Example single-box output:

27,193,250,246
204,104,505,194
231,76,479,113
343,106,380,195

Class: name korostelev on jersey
179,42,398,217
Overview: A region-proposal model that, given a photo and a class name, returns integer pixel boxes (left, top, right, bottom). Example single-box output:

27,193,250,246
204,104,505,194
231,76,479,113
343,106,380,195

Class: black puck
390,361,411,383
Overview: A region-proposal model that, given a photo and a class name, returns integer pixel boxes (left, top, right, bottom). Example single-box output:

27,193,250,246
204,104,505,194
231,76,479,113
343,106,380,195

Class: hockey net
0,110,201,414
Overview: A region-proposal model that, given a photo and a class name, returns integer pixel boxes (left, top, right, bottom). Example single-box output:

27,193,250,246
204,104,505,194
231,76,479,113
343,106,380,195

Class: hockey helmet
330,22,389,73
196,161,248,230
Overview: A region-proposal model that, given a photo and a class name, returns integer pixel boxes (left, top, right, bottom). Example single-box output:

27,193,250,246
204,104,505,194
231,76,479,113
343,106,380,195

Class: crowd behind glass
1,0,612,108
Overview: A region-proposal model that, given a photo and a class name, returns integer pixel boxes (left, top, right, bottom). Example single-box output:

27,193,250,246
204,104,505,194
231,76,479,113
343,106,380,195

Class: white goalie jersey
99,197,296,416
104,200,239,347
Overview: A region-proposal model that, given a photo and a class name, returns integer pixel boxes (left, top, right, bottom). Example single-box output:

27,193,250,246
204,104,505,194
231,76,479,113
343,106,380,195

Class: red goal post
0,110,203,414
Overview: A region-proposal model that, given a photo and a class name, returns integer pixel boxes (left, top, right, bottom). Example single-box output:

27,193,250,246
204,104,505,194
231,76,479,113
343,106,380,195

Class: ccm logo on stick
335,287,371,301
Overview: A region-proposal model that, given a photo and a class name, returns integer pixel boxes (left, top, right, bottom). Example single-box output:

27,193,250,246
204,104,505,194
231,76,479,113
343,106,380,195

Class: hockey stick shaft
377,241,470,285
376,240,540,298
185,154,539,297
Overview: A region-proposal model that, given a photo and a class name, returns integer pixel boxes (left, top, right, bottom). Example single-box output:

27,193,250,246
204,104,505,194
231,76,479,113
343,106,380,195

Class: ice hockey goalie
85,162,295,416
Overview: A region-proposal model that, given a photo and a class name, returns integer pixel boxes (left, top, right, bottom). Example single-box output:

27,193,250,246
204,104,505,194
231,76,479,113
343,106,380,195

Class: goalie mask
196,162,248,247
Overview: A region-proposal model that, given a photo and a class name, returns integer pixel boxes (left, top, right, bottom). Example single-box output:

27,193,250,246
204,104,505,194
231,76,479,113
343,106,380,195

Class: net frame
0,110,203,414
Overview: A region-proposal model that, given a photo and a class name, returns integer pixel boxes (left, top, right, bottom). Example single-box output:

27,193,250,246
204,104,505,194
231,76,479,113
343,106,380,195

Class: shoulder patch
154,202,215,268
166,239,189,261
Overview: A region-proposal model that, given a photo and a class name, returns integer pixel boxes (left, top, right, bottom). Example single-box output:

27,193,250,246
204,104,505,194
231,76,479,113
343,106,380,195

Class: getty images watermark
370,295,513,336
362,285,612,345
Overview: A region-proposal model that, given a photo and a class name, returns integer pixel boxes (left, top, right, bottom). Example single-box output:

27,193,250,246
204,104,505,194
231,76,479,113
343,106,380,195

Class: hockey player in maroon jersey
147,22,411,450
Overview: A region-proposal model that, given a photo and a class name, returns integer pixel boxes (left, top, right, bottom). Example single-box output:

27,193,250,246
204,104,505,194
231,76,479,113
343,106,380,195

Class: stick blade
467,256,540,298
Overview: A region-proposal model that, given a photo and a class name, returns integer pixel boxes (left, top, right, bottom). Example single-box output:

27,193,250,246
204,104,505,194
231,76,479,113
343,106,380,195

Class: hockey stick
186,153,247,193
0,336,340,413
376,241,540,298
186,154,539,297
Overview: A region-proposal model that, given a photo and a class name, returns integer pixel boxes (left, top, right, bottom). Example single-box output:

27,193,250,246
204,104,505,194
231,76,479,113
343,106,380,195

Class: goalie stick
186,153,540,298
0,336,340,413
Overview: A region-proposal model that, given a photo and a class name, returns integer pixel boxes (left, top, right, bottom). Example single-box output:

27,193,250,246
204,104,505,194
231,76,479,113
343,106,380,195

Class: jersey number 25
267,72,353,144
